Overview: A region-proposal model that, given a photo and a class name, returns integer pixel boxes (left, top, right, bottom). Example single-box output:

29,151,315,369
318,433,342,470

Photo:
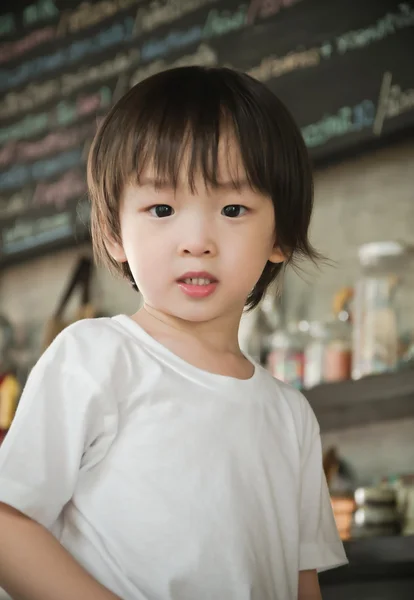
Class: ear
105,236,127,263
268,245,286,264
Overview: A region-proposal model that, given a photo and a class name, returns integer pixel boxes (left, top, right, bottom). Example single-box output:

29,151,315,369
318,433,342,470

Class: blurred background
0,0,414,597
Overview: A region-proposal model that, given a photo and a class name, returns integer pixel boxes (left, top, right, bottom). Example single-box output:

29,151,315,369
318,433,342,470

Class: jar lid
308,320,328,339
358,241,407,265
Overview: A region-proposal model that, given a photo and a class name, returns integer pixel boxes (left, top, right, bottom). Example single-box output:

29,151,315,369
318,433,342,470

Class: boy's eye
221,205,247,218
149,205,174,218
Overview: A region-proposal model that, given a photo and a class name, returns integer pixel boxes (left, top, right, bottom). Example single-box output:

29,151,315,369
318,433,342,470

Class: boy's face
109,135,284,324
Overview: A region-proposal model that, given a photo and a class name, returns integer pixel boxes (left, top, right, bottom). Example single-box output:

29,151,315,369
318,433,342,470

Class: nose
177,217,217,258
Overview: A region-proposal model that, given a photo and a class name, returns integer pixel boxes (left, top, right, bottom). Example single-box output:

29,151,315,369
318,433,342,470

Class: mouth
176,272,218,298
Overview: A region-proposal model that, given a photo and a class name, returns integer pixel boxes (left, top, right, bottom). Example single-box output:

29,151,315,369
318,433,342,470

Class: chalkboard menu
1,0,413,267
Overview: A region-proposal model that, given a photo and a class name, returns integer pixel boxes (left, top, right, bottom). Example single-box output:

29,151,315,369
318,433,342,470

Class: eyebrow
215,179,250,190
137,176,251,190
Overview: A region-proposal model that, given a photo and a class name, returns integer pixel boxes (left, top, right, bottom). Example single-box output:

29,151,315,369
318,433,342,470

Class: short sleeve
298,402,348,572
0,325,117,529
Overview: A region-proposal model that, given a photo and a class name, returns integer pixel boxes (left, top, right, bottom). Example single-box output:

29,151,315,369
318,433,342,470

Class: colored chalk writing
0,148,84,192
0,13,15,38
0,27,56,66
374,71,414,135
336,3,414,54
130,43,218,87
0,18,134,92
58,0,139,36
141,4,248,62
134,0,218,35
0,88,110,145
63,49,138,95
7,123,95,165
33,170,86,208
2,212,73,256
23,0,59,27
0,80,60,121
247,47,320,82
247,0,303,25
0,190,31,218
301,100,376,148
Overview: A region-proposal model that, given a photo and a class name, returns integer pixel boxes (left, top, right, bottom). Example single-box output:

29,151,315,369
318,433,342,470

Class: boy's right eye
148,205,174,218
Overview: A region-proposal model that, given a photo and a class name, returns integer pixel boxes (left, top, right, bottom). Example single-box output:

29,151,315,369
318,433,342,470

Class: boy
0,66,347,600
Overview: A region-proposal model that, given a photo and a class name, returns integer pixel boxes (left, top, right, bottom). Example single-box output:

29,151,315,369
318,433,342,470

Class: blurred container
267,324,305,389
383,474,414,536
352,241,414,379
324,319,352,383
304,319,352,389
304,321,327,389
352,485,401,538
331,496,355,540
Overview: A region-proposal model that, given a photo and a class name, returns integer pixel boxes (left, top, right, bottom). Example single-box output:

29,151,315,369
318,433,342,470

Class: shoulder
255,364,320,442
44,316,134,363
39,316,142,389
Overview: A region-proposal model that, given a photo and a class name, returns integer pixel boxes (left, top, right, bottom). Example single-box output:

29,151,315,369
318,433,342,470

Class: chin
163,302,223,324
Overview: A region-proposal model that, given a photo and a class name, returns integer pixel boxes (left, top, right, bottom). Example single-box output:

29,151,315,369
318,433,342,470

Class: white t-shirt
0,315,347,600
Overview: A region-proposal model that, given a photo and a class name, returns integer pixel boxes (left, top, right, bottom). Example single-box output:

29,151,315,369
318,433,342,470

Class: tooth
181,277,214,285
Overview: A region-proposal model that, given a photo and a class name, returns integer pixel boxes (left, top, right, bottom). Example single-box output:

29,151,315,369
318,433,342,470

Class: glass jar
324,319,352,383
304,319,352,388
304,321,327,389
267,324,305,389
352,241,414,379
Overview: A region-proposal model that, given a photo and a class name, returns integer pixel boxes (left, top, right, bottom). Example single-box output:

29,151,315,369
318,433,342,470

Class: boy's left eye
221,205,248,218
148,204,174,218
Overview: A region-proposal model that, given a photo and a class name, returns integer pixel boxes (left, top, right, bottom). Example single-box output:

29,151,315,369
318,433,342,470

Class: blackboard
1,0,413,267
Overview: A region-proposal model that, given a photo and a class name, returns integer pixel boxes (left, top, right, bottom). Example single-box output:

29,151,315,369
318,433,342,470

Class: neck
134,303,244,355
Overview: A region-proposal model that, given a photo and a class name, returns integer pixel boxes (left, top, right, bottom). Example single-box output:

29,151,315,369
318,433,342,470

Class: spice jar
352,241,414,379
324,319,352,383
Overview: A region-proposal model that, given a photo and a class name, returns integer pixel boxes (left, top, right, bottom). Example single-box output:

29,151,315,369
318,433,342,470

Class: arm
297,396,347,575
0,324,120,600
298,570,322,600
0,503,121,600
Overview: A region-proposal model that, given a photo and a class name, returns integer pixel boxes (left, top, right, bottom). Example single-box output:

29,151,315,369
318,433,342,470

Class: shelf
320,535,414,586
304,368,414,432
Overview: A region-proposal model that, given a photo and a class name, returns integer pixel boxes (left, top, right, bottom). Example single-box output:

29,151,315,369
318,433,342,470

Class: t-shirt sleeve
298,400,348,572
0,325,117,530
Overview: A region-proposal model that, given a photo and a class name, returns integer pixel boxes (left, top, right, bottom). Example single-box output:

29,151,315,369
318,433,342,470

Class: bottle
304,321,327,389
353,241,414,379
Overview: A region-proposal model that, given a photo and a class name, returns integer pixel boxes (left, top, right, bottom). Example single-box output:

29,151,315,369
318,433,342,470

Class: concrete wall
1,138,413,483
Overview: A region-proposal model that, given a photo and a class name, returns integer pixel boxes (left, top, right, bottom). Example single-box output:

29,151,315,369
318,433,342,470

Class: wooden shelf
304,368,414,432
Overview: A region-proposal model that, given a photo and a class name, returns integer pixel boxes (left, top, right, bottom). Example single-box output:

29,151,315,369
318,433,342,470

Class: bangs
89,67,304,201
129,113,251,194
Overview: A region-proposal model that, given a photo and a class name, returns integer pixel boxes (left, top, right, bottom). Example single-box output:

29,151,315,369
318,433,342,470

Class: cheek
247,213,276,255
120,228,167,292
